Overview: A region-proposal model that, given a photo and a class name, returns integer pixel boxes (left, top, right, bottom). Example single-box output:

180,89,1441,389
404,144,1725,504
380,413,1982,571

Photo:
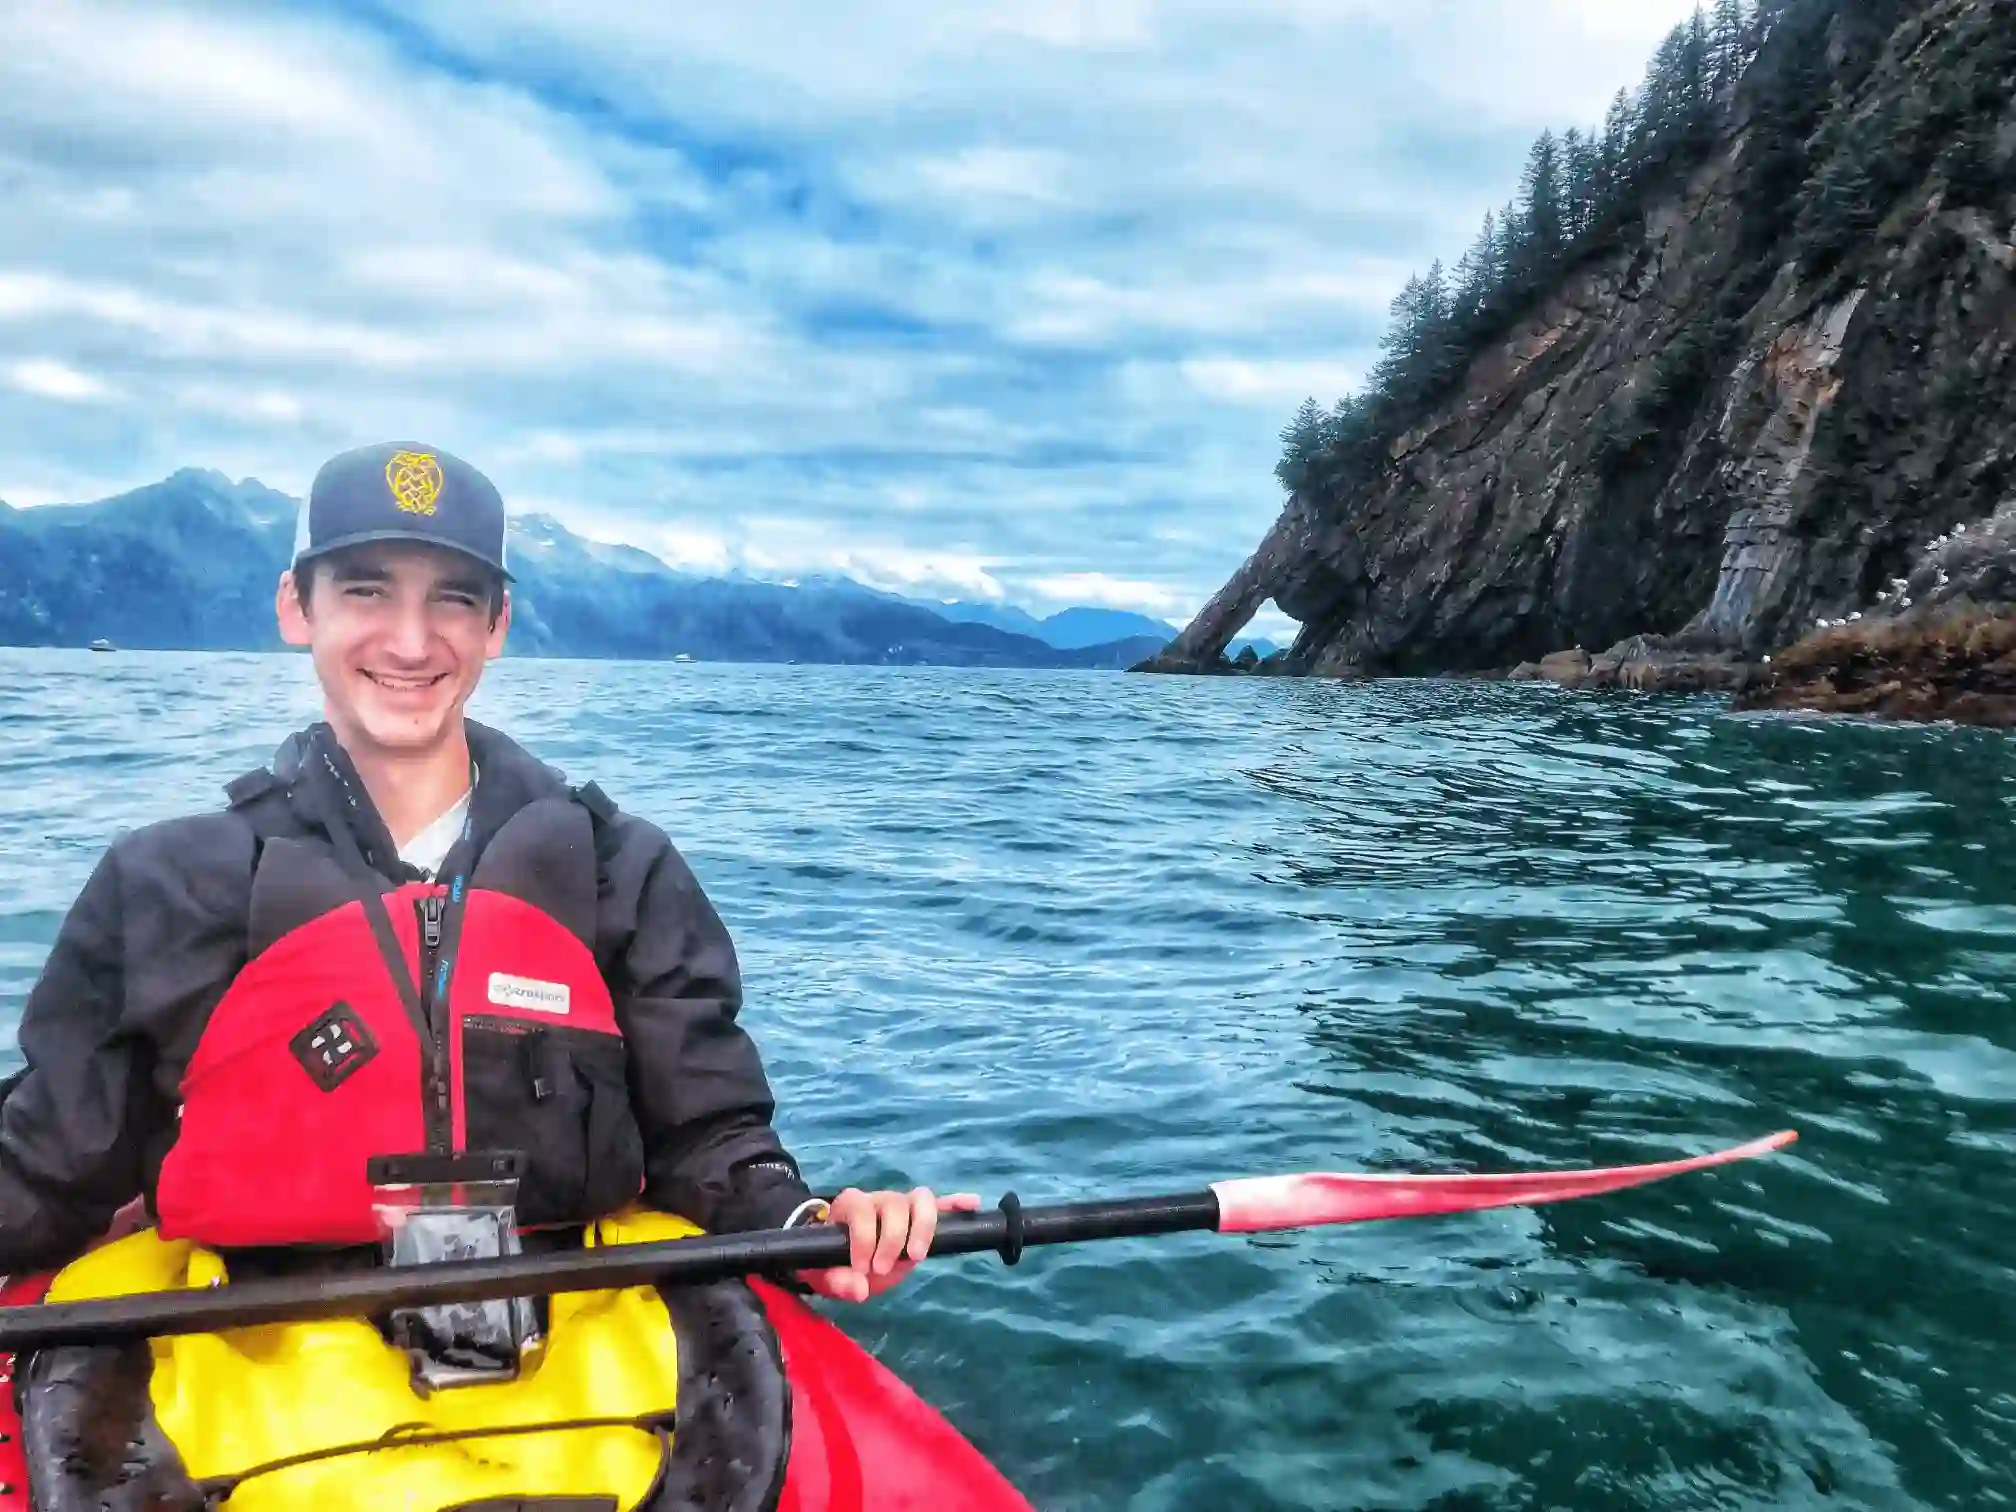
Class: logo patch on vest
487,972,571,1015
289,1004,379,1092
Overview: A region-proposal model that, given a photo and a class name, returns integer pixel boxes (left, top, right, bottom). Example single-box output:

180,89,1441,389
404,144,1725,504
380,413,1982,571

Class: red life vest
152,791,646,1249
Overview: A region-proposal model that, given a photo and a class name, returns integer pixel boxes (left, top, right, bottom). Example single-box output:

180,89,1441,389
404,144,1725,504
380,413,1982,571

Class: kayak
0,1207,1035,1512
0,1129,1802,1510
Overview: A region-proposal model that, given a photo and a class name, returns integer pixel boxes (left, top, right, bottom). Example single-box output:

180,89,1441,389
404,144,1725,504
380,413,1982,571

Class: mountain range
0,470,1273,668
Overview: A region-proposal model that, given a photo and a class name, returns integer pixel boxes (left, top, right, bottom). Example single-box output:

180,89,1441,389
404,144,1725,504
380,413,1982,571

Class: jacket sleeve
0,847,154,1274
603,819,818,1234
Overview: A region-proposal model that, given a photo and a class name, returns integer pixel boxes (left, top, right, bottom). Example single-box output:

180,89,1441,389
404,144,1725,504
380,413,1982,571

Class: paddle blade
1210,1130,1796,1234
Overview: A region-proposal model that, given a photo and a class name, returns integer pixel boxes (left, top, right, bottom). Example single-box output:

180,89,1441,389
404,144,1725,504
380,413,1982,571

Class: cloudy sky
0,1,1701,638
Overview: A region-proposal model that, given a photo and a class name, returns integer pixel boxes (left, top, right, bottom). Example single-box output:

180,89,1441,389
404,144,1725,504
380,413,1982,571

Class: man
0,440,969,1305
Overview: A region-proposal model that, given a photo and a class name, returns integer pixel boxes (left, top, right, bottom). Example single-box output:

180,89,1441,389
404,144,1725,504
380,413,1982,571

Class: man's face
276,542,510,759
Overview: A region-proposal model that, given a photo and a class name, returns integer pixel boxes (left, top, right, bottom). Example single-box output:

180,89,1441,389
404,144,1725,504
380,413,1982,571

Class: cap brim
292,529,514,583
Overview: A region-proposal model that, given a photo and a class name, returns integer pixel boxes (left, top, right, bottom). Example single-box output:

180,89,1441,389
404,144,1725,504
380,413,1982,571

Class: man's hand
797,1187,982,1303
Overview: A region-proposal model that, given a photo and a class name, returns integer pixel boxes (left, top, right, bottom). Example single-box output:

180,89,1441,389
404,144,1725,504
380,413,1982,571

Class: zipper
420,895,445,1004
417,893,452,1152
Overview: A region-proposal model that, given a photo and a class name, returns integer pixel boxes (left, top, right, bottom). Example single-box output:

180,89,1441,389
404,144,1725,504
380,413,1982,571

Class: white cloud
912,148,1080,212
1243,602,1300,645
173,384,306,425
645,525,737,575
1181,357,1371,408
973,0,1156,50
777,546,1011,602
0,0,1715,630
8,360,114,402
0,482,75,509
1024,571,1188,615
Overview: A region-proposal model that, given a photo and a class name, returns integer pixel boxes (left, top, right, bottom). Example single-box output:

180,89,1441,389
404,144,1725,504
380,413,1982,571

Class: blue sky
0,0,1700,639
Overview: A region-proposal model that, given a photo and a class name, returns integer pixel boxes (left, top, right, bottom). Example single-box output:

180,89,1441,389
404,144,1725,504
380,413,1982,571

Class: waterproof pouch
367,1150,540,1395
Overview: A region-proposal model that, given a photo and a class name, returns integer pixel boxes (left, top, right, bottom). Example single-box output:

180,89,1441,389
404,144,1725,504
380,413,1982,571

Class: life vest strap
191,1408,678,1508
225,769,280,810
570,782,617,826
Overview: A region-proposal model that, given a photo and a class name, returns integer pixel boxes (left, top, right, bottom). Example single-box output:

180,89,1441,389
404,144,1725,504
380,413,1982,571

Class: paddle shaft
0,1191,1218,1351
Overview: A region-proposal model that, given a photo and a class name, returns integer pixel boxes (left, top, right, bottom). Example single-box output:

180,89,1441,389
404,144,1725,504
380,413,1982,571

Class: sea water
3,648,2012,1511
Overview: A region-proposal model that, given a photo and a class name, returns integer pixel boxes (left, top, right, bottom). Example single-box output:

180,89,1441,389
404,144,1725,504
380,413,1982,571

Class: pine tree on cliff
1598,88,1638,219
1710,0,1753,93
1269,0,1972,504
1495,198,1519,281
1794,111,1884,270
1680,7,1715,146
1561,128,1600,243
1371,267,1460,416
1472,199,1521,327
1275,398,1329,492
1747,0,1812,54
1451,211,1497,331
1633,25,1692,166
1415,260,1457,395
1510,131,1564,298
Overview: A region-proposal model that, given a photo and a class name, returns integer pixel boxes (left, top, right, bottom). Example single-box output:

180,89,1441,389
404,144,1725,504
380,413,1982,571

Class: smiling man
0,440,965,1307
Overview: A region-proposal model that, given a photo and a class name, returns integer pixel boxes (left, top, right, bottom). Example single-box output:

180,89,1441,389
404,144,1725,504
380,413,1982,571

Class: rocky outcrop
1130,492,1354,674
1505,648,1592,685
1507,636,1753,694
1732,605,2016,723
1731,494,2016,723
1151,0,2016,691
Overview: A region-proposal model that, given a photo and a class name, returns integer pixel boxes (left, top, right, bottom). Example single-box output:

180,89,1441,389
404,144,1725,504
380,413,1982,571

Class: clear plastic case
368,1152,541,1394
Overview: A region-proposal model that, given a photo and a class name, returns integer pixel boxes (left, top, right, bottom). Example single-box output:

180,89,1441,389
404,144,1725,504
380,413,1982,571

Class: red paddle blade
1210,1130,1797,1234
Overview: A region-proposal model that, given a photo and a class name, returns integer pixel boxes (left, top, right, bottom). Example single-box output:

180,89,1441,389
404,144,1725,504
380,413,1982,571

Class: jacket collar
267,719,571,880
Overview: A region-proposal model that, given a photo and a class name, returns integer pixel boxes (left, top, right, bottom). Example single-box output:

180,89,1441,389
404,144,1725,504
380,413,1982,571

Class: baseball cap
291,441,512,581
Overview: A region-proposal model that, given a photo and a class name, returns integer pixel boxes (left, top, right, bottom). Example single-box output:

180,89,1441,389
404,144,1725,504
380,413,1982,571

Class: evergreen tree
1325,392,1372,457
1415,259,1455,394
1451,211,1497,328
1418,259,1451,333
1372,268,1462,413
1276,397,1330,492
1711,0,1751,92
1637,25,1690,159
1733,0,1833,256
1562,127,1601,242
1269,0,1964,507
1514,130,1565,284
1750,0,1797,49
1285,396,1325,447
1682,6,1713,134
1795,111,1884,266
1494,199,1520,282
1369,273,1427,402
1479,198,1522,322
1600,87,1637,211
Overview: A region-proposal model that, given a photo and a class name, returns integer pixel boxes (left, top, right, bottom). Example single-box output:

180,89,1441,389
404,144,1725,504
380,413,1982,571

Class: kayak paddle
0,1130,1794,1351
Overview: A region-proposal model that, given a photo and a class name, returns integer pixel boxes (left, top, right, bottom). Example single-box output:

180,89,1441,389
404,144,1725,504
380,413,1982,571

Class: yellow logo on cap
385,451,445,516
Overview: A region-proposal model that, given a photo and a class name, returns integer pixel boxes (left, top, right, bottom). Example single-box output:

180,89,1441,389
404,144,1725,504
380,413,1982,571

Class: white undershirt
397,769,476,880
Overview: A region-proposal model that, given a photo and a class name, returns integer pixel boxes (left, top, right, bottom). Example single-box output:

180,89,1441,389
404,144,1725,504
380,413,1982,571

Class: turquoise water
3,648,2014,1511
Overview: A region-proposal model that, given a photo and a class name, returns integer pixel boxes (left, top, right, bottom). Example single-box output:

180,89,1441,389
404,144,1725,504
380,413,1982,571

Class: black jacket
0,720,816,1274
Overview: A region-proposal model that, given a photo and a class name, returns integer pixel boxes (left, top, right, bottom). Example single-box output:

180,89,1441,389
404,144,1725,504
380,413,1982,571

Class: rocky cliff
1147,0,2016,695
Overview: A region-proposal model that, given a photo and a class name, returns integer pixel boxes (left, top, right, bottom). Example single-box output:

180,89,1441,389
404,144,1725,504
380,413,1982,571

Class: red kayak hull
0,1274,47,1512
757,1280,1033,1512
0,1273,1031,1512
